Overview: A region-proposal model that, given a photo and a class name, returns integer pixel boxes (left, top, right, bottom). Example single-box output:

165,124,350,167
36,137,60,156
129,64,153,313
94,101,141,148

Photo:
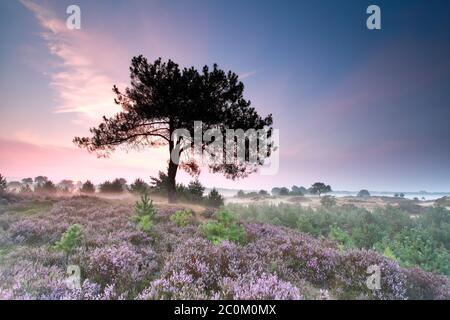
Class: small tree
21,178,33,187
58,179,75,193
278,187,290,196
290,185,304,196
310,182,331,197
237,190,246,198
207,188,224,207
258,189,268,196
0,174,7,194
34,176,48,187
129,178,150,195
271,187,281,196
357,189,371,198
133,193,156,232
99,178,125,193
80,180,96,194
187,179,205,203
54,224,84,256
35,180,57,194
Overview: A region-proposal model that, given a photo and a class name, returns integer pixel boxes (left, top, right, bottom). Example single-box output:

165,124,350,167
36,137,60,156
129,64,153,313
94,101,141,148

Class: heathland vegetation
0,172,449,300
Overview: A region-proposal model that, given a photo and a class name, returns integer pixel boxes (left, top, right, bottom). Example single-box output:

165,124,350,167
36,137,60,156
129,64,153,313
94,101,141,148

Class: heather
0,194,449,300
227,203,450,276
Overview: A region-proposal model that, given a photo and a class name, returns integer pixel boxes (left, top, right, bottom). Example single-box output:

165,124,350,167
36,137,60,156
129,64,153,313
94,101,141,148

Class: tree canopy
310,182,332,197
74,56,273,202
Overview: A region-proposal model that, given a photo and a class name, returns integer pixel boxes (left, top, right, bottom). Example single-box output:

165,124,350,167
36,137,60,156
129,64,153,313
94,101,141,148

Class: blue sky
0,0,449,191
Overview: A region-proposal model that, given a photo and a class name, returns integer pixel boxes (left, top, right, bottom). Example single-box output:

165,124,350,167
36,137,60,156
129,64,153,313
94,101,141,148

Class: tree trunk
167,159,178,203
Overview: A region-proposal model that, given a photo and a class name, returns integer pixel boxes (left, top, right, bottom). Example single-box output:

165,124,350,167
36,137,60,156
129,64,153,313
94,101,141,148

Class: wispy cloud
239,69,260,80
19,0,123,121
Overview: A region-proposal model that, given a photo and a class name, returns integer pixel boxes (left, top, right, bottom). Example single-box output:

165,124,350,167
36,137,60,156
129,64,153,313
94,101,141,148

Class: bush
187,180,205,203
54,224,84,255
35,180,57,194
357,189,370,197
329,225,354,250
170,210,193,227
99,178,126,193
129,178,150,195
200,209,247,245
206,188,224,207
133,193,156,232
320,195,337,208
79,180,95,194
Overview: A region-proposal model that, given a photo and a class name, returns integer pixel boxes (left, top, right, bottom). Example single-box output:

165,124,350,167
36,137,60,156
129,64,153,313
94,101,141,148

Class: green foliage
357,189,371,197
227,203,450,276
99,178,126,193
129,178,150,195
187,180,205,203
329,225,354,250
35,180,57,194
290,185,305,196
200,209,247,245
80,180,95,194
54,224,84,255
206,188,224,207
310,182,331,197
133,193,156,232
0,174,6,194
170,210,193,227
380,228,450,276
320,195,337,208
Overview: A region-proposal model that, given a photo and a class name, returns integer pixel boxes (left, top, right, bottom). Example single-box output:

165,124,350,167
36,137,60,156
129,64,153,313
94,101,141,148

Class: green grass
8,200,54,216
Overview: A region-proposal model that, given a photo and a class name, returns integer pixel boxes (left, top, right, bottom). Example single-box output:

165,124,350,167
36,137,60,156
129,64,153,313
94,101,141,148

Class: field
0,193,449,300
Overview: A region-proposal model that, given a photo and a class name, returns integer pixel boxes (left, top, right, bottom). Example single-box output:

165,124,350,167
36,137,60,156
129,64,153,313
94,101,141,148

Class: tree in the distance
74,57,273,202
207,188,224,207
310,182,331,197
187,179,205,203
80,180,96,194
129,178,150,195
0,174,7,194
357,189,371,198
34,176,48,187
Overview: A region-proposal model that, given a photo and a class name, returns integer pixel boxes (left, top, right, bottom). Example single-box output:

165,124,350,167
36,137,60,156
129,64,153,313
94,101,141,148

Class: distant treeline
0,172,223,207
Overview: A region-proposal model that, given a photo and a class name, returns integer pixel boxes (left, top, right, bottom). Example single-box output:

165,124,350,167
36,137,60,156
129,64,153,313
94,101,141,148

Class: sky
0,0,450,192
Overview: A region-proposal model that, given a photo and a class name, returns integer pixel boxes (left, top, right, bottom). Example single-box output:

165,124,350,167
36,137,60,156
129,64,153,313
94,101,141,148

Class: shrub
187,180,205,203
99,178,126,193
170,210,193,227
357,189,371,197
403,267,450,300
329,225,354,250
220,272,302,300
200,209,247,245
206,188,224,207
320,195,337,208
133,193,156,232
54,224,84,255
80,180,95,194
84,243,157,293
129,178,150,195
35,180,57,194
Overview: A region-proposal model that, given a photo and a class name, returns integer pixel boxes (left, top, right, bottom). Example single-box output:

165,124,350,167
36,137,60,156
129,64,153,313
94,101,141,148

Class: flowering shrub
0,196,448,300
83,243,157,294
220,272,302,300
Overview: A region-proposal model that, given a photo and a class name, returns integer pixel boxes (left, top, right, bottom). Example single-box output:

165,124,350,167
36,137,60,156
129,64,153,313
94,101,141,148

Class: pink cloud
19,0,126,121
